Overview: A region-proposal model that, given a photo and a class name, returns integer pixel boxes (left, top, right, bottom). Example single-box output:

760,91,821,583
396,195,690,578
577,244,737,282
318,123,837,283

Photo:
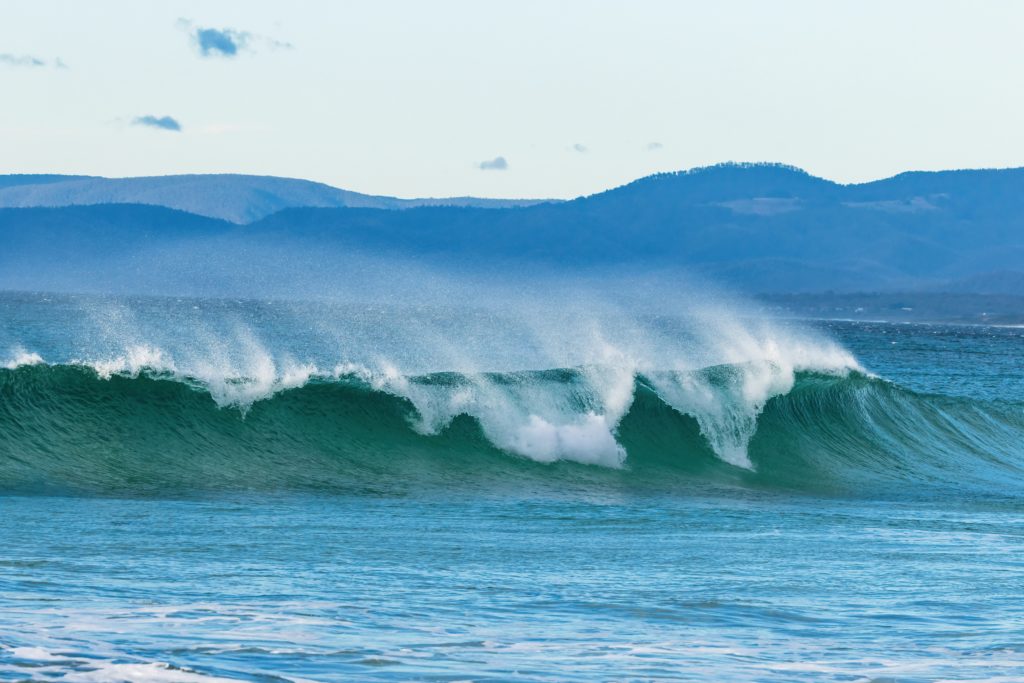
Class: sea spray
3,347,44,369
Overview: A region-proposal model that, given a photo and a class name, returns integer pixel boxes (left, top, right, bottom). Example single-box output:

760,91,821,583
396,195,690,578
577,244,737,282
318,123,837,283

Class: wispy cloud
572,143,588,154
178,19,292,58
133,115,182,132
0,53,67,69
479,156,509,171
647,142,664,151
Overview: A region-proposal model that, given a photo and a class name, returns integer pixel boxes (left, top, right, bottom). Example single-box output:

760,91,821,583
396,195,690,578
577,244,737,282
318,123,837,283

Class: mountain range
2,163,1024,302
0,174,550,223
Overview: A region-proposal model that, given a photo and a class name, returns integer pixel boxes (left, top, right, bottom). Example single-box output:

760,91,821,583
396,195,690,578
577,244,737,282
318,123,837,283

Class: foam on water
644,326,861,468
3,347,44,369
84,344,176,379
59,663,238,683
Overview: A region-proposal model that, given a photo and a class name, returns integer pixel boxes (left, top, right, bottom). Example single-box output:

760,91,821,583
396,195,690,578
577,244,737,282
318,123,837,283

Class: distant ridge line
0,173,557,224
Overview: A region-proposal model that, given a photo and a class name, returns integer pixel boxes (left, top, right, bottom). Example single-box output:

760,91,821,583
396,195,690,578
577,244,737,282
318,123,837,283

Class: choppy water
2,291,1024,681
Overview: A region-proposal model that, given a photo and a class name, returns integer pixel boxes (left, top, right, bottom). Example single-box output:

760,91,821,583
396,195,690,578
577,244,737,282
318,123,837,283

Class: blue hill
0,173,552,223
2,163,1024,296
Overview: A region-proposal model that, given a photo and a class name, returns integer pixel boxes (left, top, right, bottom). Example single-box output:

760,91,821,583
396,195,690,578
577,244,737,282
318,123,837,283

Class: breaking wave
2,356,1023,498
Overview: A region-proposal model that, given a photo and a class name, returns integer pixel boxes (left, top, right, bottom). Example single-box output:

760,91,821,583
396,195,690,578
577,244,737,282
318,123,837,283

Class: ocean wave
15,333,861,470
1,358,1022,497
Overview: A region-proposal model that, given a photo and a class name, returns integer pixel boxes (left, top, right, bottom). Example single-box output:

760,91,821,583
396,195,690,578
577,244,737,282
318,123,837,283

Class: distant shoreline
757,292,1024,326
4,288,1023,327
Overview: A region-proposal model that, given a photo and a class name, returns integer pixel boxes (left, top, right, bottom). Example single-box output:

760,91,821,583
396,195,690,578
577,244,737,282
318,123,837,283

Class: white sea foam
343,358,634,467
9,646,63,661
509,413,625,466
59,662,238,682
3,347,44,369
343,310,860,469
644,320,860,468
85,345,176,379
75,338,325,409
1,644,238,683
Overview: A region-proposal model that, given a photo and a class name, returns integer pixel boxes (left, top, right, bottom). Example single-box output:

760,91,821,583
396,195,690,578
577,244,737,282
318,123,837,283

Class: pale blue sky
2,0,1022,198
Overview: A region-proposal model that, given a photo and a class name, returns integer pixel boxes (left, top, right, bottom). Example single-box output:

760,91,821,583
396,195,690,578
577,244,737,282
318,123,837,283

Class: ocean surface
2,291,1024,682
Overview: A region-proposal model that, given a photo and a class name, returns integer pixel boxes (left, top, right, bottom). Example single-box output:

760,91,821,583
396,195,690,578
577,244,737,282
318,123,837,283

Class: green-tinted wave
2,363,1023,498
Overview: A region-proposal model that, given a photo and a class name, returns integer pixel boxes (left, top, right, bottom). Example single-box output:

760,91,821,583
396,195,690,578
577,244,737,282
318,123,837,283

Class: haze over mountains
0,174,550,223
2,163,1024,315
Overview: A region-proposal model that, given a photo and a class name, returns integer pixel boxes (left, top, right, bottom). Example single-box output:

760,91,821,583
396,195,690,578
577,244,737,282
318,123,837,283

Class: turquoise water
2,292,1024,681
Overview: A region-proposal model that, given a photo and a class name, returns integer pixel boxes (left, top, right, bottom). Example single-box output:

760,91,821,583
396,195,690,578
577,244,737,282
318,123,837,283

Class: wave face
3,360,1024,497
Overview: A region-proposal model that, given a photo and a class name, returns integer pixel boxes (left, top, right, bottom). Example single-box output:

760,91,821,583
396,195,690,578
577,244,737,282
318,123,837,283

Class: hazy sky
2,0,1022,198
